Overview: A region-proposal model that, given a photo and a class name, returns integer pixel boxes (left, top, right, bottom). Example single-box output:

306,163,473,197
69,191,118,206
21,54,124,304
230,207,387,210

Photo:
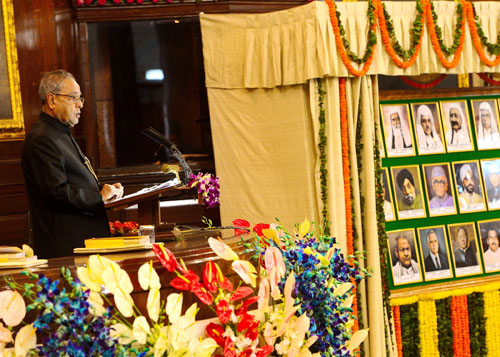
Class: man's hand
100,183,124,202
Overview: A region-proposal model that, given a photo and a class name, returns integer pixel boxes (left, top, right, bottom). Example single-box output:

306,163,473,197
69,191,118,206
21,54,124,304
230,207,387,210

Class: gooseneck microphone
141,127,193,185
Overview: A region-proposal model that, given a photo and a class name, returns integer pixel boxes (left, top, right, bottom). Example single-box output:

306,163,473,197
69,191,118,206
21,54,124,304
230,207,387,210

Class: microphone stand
141,127,193,186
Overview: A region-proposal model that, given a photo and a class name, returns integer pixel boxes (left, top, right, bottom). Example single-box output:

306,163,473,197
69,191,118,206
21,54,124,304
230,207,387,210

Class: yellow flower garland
418,300,439,357
484,290,500,357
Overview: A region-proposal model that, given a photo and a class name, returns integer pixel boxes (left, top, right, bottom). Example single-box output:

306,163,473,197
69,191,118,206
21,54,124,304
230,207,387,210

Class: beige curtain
200,1,500,355
201,1,500,89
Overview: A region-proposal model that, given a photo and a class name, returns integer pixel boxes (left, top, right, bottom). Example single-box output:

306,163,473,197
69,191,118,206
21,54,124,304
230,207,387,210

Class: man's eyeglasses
432,179,446,186
52,93,85,104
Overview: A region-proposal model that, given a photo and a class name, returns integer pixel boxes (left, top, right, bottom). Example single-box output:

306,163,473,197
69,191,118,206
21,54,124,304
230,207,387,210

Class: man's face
457,228,468,249
449,108,462,131
462,171,475,194
432,175,448,198
480,109,491,130
402,178,415,205
420,115,433,135
51,78,83,128
489,169,500,188
428,233,439,255
390,113,401,129
396,238,412,268
488,230,499,252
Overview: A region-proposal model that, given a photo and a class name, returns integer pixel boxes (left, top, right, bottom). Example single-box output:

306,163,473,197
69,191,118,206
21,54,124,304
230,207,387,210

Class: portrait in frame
381,168,396,222
480,159,500,210
477,219,500,273
471,99,500,150
422,163,456,217
380,103,415,158
391,165,426,220
387,228,422,286
417,225,452,281
448,223,482,277
410,102,445,155
439,100,473,153
452,160,486,213
0,0,24,140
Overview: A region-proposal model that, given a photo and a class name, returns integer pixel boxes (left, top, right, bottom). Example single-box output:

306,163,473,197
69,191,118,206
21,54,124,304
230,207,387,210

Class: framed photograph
381,168,396,222
471,99,500,150
387,229,422,285
391,165,426,219
477,219,500,273
480,159,500,210
380,104,415,158
410,102,445,155
439,100,473,152
417,225,453,281
0,0,24,140
422,163,457,217
452,160,486,213
448,223,482,277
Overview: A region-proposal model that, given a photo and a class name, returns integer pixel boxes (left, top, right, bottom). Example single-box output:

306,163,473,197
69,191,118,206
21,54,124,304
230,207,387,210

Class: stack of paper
0,246,47,268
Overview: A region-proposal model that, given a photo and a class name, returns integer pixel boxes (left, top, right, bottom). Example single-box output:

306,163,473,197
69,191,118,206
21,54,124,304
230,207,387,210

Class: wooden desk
0,231,252,320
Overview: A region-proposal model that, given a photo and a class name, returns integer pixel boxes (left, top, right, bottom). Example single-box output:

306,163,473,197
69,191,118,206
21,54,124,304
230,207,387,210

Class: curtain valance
200,1,500,89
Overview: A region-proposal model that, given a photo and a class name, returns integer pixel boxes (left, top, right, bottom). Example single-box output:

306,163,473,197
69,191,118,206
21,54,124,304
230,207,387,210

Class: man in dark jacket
423,230,449,272
22,70,123,258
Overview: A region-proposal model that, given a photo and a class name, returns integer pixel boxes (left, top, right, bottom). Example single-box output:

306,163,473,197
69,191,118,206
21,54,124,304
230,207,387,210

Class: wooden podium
104,181,183,227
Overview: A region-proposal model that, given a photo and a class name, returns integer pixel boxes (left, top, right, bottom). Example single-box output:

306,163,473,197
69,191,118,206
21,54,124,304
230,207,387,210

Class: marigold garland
339,77,358,333
466,2,500,67
399,74,447,88
424,0,466,69
376,0,424,68
468,2,500,56
450,295,471,357
484,290,500,356
428,0,465,57
326,0,377,77
477,72,500,86
418,300,439,357
393,305,403,357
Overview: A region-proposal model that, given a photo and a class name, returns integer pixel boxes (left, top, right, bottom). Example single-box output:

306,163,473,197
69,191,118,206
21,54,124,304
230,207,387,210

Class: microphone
141,127,193,185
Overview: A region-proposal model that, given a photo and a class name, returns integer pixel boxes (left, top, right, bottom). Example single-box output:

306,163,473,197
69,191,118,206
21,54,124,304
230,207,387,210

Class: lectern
104,181,182,227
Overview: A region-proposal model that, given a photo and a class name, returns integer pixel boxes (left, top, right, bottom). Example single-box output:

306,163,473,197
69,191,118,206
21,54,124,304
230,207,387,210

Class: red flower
203,261,218,293
232,219,250,236
122,221,138,233
256,345,274,357
206,322,225,346
84,0,92,4
252,223,270,237
239,349,253,357
152,244,179,272
97,0,106,4
237,313,255,332
224,338,237,357
230,286,253,302
191,282,213,305
235,296,259,316
76,0,84,5
216,299,232,324
170,271,200,290
245,320,259,341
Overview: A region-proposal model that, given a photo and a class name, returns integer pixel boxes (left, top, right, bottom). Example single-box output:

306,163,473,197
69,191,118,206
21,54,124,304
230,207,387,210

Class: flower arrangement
235,218,370,356
109,220,139,236
188,172,220,209
0,218,366,356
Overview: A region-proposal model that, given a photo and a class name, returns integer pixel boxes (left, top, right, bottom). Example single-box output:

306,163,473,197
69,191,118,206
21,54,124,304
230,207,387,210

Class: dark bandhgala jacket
21,112,110,258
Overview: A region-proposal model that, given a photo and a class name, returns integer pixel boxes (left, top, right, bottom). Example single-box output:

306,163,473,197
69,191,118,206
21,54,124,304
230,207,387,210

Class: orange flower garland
465,2,500,68
326,0,377,77
450,295,471,357
424,0,466,69
393,305,403,357
375,0,424,69
339,77,358,332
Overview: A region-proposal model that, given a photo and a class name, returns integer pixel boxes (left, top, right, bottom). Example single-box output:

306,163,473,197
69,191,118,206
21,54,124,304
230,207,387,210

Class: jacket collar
40,111,71,133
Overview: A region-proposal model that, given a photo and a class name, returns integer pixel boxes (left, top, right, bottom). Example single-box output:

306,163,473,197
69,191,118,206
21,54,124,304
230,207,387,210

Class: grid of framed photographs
380,96,500,288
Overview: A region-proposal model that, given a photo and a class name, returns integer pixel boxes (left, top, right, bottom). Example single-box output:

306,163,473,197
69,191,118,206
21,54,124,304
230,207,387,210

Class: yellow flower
166,293,183,323
76,266,101,292
208,237,239,261
113,289,134,318
147,288,161,322
297,219,310,240
110,323,134,344
88,291,105,316
231,260,257,287
138,260,161,290
132,316,151,345
14,324,36,357
0,290,26,327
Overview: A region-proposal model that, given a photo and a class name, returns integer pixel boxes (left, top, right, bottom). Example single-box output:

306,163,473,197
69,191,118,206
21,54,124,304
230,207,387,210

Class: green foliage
467,292,487,357
436,297,454,356
400,303,420,356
